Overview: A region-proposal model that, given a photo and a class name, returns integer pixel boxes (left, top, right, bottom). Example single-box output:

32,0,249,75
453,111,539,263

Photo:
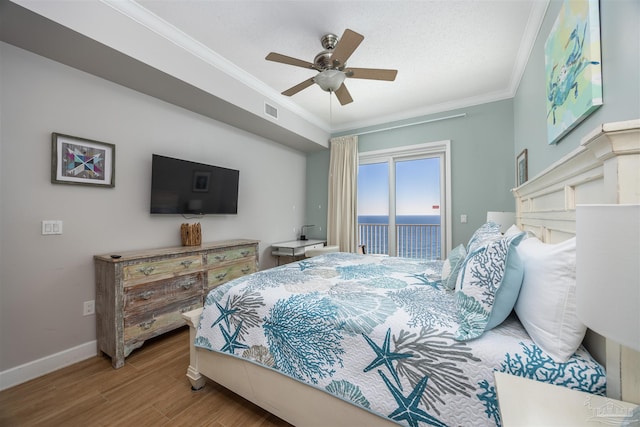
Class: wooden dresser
94,239,259,368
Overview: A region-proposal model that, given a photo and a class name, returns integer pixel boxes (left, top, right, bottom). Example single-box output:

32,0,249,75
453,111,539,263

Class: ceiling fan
265,29,398,106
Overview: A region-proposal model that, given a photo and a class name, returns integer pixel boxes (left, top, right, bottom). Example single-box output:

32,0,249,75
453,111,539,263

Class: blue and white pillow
466,221,502,254
455,232,526,341
441,244,467,291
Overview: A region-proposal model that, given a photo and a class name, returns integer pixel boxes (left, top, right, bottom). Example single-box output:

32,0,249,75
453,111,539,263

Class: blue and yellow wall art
545,0,602,145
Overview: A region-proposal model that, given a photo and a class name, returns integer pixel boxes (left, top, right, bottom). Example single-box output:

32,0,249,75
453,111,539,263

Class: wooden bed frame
183,119,640,425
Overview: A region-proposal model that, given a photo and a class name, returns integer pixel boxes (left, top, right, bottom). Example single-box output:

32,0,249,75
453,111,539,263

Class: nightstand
494,372,638,426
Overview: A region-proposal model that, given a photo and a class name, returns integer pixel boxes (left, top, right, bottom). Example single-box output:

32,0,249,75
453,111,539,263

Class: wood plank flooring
0,327,293,427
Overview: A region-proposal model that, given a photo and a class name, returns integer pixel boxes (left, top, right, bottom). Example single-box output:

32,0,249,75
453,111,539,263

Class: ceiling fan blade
331,29,364,68
282,77,315,96
334,83,353,105
266,52,316,70
345,67,398,81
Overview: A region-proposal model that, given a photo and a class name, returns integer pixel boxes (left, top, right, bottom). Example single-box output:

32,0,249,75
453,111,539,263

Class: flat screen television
150,154,239,215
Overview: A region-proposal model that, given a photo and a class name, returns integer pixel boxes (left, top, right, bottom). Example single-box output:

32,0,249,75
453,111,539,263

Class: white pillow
514,237,586,362
504,224,523,237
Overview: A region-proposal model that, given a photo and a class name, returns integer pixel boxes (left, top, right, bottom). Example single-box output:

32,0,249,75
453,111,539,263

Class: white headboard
512,119,640,404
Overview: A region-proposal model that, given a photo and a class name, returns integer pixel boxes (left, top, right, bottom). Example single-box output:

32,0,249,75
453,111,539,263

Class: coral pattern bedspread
195,253,605,427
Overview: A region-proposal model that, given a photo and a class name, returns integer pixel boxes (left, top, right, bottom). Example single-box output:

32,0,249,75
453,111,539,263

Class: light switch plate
42,220,63,235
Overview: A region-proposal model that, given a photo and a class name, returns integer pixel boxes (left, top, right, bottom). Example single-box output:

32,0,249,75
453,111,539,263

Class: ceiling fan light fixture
313,69,346,92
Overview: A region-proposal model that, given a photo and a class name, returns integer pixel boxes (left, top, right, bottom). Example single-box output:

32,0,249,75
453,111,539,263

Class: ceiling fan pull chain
329,91,333,127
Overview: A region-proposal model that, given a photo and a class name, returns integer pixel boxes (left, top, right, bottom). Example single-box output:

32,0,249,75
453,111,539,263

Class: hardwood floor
0,327,293,427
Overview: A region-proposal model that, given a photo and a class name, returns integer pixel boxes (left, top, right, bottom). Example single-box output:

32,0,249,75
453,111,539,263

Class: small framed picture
516,149,528,186
51,133,115,187
193,171,210,192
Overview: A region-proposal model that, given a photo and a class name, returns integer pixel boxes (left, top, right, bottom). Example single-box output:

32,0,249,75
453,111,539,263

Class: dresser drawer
124,272,203,311
206,259,257,291
123,255,202,284
123,296,202,342
206,245,256,266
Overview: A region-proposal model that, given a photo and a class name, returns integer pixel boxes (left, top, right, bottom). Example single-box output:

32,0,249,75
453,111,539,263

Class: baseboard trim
0,341,98,391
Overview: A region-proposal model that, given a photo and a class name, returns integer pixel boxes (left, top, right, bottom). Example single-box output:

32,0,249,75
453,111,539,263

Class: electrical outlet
460,214,468,224
83,300,95,316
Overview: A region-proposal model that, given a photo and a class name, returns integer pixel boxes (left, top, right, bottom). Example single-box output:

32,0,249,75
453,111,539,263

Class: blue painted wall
306,100,515,249
515,0,639,178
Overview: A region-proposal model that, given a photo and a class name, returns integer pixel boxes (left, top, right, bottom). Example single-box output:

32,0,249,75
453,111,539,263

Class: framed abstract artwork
51,133,115,187
545,0,602,145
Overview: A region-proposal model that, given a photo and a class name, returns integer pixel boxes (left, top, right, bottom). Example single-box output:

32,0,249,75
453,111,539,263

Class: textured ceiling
133,0,547,132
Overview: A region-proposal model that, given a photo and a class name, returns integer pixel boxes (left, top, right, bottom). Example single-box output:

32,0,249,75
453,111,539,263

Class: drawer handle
182,281,195,289
140,319,156,330
240,250,250,257
241,266,251,273
141,291,154,300
180,260,193,268
214,254,227,261
215,272,228,281
138,266,156,276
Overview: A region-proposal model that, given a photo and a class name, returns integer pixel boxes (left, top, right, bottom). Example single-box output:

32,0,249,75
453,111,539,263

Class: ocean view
358,215,441,259
358,215,441,225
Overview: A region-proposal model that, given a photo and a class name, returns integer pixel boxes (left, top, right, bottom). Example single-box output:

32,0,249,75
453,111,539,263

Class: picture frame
192,171,210,192
51,133,115,187
516,149,528,186
544,0,602,145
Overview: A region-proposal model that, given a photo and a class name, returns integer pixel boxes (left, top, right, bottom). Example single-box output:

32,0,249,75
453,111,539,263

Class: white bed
183,119,640,426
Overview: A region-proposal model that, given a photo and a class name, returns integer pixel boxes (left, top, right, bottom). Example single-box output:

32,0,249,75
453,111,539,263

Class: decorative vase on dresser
94,239,259,368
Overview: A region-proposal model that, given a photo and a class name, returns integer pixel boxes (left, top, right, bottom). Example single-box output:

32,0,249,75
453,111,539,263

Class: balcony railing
358,223,441,260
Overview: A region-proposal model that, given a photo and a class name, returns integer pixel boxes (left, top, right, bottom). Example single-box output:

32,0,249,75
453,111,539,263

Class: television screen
150,154,239,215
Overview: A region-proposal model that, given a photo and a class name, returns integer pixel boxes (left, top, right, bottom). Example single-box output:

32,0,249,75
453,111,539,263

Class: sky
358,157,440,216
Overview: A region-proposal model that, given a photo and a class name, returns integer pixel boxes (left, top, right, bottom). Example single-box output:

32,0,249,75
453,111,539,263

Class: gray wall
514,0,640,177
0,42,307,372
306,100,516,249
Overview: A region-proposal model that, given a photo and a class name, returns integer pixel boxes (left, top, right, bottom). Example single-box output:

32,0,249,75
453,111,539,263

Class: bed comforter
195,252,605,426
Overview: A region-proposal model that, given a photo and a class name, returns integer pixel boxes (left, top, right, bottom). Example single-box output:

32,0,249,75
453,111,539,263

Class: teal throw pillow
441,244,467,290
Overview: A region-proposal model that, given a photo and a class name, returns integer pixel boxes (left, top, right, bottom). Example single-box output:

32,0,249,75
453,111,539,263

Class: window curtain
327,135,358,252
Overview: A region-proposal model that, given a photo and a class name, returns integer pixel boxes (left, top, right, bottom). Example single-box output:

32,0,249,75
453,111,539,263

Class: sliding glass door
358,141,450,259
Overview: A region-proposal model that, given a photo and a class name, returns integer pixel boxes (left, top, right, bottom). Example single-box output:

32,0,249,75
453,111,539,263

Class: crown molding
100,0,329,132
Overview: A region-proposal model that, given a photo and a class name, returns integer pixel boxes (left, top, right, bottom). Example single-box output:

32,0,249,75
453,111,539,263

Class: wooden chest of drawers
94,239,258,368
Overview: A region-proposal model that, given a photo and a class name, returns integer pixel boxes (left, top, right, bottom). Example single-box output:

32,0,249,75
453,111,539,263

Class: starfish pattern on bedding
363,328,413,389
211,296,238,330
297,260,314,271
379,371,447,427
219,322,249,354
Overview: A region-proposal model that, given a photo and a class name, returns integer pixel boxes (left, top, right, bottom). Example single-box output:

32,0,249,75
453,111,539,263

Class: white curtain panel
327,135,358,252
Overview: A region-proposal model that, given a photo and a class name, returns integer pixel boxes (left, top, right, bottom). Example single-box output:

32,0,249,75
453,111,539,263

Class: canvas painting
545,0,602,145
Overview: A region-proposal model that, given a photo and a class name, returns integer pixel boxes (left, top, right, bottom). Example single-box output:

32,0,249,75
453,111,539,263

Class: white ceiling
131,0,548,133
